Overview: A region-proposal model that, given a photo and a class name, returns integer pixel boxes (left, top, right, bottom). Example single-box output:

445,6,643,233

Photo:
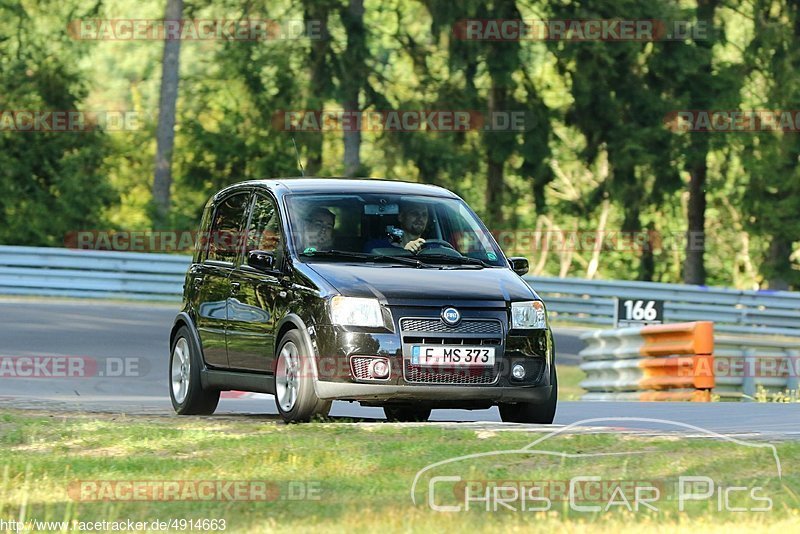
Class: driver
365,200,428,253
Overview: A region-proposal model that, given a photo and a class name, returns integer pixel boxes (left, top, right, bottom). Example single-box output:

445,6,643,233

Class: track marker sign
614,298,664,327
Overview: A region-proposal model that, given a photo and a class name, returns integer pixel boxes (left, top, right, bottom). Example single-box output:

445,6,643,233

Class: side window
207,192,250,263
441,204,481,254
246,194,282,256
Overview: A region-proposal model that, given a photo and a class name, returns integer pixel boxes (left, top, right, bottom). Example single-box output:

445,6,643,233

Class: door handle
192,277,204,288
230,282,241,293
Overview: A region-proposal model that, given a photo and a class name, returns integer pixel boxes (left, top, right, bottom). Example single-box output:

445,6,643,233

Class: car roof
213,177,459,200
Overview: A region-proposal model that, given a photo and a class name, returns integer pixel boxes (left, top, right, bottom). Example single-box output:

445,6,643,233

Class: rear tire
383,405,432,422
499,366,557,424
170,326,220,415
274,329,331,423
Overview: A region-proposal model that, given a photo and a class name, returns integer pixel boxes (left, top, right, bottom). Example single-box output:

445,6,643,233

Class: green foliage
1,0,798,288
0,0,116,245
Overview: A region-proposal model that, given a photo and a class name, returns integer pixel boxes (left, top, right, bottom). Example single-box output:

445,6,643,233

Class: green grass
0,409,798,532
558,365,584,400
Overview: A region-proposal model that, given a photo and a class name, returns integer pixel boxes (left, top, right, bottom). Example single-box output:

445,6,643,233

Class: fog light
370,359,390,379
512,364,526,380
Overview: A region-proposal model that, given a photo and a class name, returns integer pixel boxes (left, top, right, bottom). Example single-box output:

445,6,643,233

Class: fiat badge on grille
441,307,461,326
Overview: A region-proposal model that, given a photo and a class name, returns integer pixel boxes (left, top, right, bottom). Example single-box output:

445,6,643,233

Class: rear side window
206,192,250,263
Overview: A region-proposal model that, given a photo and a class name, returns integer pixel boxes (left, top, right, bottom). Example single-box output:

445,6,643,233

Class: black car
169,178,557,423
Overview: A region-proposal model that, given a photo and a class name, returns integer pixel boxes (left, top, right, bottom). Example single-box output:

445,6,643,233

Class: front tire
383,405,432,422
274,329,331,423
499,366,558,424
170,326,220,415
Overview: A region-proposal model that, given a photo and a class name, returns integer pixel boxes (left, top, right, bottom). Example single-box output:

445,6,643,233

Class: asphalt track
1,299,799,438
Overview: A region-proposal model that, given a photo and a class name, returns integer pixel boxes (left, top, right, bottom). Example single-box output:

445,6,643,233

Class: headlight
511,301,547,329
330,296,384,327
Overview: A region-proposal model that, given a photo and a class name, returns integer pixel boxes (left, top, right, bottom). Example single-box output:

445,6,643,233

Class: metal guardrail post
742,348,757,400
786,349,800,392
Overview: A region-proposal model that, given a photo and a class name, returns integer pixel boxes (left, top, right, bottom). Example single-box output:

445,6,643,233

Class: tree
339,0,368,177
152,0,183,226
682,0,720,285
301,0,335,175
740,0,800,289
548,0,685,280
0,0,115,246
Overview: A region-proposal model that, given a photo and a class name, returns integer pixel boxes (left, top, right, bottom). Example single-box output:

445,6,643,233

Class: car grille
404,362,497,384
400,316,503,385
400,318,501,334
402,336,501,345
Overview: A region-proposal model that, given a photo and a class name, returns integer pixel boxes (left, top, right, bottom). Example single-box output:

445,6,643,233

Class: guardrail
579,322,715,401
713,334,800,400
580,323,800,401
527,276,800,337
0,246,188,301
0,246,798,340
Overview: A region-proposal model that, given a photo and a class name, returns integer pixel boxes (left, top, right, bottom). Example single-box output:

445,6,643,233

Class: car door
192,190,252,369
225,191,286,372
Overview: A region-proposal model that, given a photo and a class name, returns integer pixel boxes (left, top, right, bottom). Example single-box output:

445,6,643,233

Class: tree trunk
684,159,707,284
766,237,792,290
152,0,183,226
341,0,365,178
682,0,718,284
485,81,506,226
639,221,656,281
304,1,330,176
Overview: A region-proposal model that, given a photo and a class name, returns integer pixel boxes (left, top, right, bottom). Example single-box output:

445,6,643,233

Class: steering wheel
417,239,458,255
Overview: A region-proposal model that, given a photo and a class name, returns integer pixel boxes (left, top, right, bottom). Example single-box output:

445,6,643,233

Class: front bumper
314,379,553,403
310,305,555,403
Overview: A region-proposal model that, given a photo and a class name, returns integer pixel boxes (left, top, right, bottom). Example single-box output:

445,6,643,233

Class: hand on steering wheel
403,238,426,253
417,239,456,252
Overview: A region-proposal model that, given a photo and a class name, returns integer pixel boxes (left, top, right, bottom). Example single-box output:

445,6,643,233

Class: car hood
303,263,539,305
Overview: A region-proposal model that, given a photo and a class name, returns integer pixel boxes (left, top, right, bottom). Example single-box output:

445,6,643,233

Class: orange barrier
580,321,715,401
641,322,714,400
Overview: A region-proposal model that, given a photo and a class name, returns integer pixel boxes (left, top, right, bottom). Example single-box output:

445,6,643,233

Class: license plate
410,346,495,366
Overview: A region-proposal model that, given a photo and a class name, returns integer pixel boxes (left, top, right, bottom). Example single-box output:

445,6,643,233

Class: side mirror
508,256,529,276
247,250,276,272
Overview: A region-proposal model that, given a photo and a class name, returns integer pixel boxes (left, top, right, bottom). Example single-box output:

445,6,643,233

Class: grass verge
0,409,798,533
557,365,584,400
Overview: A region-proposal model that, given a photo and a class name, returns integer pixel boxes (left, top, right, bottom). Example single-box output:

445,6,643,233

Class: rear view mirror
364,203,398,215
247,250,276,272
508,256,529,276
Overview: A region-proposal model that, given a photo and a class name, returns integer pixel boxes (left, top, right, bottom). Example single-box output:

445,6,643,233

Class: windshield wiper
300,249,426,268
415,254,493,268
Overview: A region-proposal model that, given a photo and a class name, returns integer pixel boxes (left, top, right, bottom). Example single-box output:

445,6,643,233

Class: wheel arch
274,313,320,381
171,312,205,366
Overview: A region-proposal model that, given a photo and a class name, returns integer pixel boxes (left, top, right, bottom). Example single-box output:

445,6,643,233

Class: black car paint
171,178,554,407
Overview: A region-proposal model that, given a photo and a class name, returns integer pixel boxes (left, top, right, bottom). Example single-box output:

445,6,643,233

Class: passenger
301,207,335,251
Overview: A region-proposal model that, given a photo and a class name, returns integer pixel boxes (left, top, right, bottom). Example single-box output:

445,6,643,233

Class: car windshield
284,192,506,267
